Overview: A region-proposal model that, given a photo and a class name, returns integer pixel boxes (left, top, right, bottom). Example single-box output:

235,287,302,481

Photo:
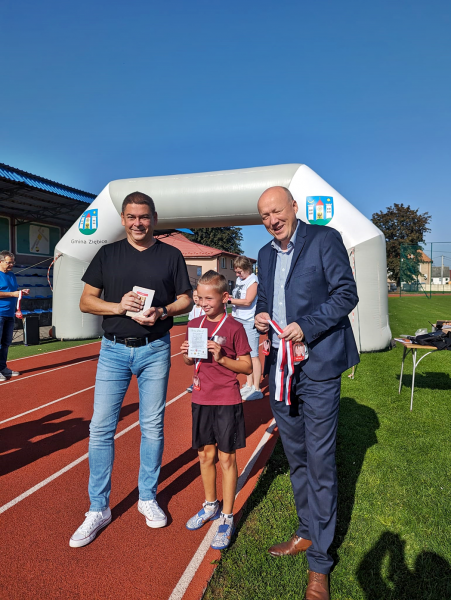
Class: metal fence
399,243,451,297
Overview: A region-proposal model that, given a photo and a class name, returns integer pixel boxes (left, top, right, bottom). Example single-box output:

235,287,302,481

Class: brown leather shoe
304,571,329,600
268,534,312,556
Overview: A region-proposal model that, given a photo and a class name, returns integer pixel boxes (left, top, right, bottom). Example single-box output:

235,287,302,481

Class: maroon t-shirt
186,315,252,406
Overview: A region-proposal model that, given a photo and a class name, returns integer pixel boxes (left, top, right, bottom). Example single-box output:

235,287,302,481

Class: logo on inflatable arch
78,208,98,235
306,196,334,225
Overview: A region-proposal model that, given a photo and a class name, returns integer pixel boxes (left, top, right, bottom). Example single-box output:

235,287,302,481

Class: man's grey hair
0,250,14,261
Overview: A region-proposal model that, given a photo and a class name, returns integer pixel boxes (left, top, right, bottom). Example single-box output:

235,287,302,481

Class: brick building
157,232,255,292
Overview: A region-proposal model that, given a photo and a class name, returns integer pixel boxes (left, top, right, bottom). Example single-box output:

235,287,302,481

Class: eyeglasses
1,259,15,265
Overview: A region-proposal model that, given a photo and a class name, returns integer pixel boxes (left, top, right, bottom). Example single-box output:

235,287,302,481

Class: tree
184,226,244,255
371,203,431,285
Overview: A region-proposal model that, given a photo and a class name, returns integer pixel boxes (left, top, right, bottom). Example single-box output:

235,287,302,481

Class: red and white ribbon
15,290,23,319
194,310,228,377
267,319,295,405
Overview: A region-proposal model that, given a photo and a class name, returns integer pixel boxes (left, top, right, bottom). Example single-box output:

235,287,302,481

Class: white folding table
397,340,438,411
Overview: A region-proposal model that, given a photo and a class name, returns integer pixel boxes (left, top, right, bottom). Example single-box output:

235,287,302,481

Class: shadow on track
0,403,138,477
10,355,100,376
112,390,274,523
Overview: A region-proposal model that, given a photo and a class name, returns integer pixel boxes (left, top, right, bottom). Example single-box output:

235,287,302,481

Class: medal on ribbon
193,311,228,393
293,342,307,363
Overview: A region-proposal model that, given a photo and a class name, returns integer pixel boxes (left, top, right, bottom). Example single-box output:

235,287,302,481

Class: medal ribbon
267,319,295,406
194,310,228,377
15,290,23,319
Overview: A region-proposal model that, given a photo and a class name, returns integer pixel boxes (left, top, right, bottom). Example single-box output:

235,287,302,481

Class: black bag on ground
408,330,451,351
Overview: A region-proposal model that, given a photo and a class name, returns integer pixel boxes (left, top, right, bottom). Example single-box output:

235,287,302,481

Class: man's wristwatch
160,306,168,320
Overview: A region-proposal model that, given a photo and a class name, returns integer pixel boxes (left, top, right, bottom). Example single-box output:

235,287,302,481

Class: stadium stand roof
0,163,96,228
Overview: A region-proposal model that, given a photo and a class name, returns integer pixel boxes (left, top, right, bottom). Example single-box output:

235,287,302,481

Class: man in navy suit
255,187,359,600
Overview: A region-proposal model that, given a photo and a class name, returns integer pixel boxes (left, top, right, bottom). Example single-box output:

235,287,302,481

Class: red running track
0,325,278,600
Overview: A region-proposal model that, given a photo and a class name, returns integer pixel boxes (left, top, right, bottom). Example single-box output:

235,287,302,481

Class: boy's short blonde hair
233,256,253,273
198,270,229,295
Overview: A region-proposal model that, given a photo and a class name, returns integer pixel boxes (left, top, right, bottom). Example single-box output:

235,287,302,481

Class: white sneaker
244,388,264,401
69,508,111,548
138,499,167,528
242,385,256,399
240,384,252,397
0,373,6,382
1,368,20,377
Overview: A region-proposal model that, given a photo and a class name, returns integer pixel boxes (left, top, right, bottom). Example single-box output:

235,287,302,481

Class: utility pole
441,255,444,285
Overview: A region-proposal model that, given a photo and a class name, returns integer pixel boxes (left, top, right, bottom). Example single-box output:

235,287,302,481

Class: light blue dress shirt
271,222,299,347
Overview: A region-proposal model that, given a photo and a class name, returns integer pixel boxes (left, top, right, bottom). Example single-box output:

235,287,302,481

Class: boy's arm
219,353,252,375
207,340,252,375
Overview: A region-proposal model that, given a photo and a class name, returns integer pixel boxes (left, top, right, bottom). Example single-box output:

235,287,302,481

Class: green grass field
8,336,101,360
204,297,451,600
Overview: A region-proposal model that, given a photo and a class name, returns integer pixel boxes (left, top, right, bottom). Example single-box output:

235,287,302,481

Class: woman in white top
229,256,263,401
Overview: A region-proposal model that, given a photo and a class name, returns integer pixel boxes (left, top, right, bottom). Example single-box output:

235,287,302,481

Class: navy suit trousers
269,348,341,574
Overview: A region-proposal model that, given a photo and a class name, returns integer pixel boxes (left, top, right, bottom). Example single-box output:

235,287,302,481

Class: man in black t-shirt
70,192,192,548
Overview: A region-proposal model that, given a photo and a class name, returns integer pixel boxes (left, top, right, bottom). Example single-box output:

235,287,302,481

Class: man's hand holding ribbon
255,311,304,343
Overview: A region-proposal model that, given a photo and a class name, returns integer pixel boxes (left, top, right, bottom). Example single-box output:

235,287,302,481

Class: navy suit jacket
256,220,360,381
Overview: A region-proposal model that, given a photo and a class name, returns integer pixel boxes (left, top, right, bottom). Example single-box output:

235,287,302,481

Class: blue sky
1,0,450,260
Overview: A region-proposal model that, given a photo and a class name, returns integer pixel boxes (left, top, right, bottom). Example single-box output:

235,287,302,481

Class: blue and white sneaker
211,514,235,550
186,501,221,530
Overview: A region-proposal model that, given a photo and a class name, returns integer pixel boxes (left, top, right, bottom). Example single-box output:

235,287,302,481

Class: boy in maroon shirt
181,270,252,550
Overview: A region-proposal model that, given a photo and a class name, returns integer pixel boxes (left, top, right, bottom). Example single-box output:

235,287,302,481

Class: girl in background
229,256,262,401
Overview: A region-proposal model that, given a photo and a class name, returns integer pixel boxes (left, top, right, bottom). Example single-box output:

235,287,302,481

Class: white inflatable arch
53,164,391,351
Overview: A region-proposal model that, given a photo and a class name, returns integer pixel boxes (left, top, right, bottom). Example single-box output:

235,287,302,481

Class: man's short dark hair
121,192,156,215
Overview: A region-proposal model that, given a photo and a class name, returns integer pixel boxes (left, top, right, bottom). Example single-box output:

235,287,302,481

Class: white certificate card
188,327,208,359
126,286,156,318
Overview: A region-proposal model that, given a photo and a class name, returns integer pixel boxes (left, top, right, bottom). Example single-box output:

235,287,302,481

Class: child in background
186,288,205,392
180,270,252,550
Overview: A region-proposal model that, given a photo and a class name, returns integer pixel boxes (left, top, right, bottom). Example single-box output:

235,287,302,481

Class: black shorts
191,403,246,453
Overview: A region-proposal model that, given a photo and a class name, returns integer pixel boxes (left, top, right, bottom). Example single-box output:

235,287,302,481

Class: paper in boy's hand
126,286,155,318
188,327,208,359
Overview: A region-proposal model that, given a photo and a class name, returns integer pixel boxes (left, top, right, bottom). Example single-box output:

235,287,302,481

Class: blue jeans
0,316,15,372
88,334,171,511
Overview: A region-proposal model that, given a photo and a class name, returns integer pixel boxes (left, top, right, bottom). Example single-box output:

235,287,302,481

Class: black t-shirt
82,238,191,338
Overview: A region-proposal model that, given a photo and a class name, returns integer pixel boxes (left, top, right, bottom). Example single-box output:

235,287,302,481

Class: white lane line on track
2,348,186,389
8,331,186,363
0,387,95,426
168,419,277,600
0,390,188,515
1,348,188,422
8,341,102,362
0,358,97,386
